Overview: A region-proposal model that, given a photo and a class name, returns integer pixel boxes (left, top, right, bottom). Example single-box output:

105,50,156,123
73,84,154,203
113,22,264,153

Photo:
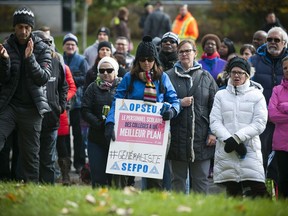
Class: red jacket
57,65,77,136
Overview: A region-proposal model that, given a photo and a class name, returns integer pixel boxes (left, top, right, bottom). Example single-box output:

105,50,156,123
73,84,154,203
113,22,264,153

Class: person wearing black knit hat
210,56,269,198
104,35,180,190
84,41,113,90
0,7,52,183
13,7,35,29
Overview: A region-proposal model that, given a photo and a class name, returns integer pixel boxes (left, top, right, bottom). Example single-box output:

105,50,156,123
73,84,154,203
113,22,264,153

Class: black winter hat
97,41,112,52
136,35,159,61
13,7,35,29
226,56,251,76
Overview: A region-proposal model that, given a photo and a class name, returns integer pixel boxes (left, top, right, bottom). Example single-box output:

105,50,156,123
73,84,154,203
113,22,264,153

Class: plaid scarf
139,71,157,103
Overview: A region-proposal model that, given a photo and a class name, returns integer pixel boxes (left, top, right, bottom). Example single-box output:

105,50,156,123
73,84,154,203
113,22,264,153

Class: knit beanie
13,7,35,29
97,27,110,36
98,57,119,76
161,32,180,45
136,35,159,61
63,33,78,45
97,41,112,52
226,56,251,76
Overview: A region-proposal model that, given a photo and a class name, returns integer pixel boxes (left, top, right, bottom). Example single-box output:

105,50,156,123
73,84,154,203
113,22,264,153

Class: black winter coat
0,33,52,115
42,57,68,130
81,78,121,149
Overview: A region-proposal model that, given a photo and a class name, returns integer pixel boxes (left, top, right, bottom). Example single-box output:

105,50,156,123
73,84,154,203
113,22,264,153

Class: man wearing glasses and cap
250,26,288,189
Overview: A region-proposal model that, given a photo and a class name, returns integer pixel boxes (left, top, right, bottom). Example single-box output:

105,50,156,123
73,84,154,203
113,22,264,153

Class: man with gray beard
250,26,288,188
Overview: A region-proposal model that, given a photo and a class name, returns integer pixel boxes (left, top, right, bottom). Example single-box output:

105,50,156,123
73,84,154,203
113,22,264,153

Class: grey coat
166,61,218,161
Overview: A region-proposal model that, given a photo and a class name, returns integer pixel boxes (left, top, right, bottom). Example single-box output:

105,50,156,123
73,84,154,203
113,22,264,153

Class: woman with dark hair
240,44,256,60
105,36,180,190
219,37,236,61
85,41,113,90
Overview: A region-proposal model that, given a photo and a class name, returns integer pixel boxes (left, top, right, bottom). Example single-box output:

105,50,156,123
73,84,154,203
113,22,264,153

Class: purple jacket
198,57,227,80
268,79,288,152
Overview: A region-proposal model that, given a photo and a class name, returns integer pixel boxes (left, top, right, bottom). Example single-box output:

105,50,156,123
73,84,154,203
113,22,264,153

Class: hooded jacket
268,78,288,152
250,44,288,105
210,78,267,183
166,61,218,161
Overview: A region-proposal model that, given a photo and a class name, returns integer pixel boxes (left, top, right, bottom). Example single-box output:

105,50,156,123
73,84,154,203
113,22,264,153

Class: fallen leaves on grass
85,194,96,204
5,193,17,202
109,205,134,216
234,204,246,213
176,205,192,213
66,200,79,208
123,186,140,196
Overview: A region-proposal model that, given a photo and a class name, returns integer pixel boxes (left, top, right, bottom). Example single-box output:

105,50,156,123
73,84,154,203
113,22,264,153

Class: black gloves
224,137,239,153
105,122,115,142
162,108,176,121
235,143,247,158
224,136,247,158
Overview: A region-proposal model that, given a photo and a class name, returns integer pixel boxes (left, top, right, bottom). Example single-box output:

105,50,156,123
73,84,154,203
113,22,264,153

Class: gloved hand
105,122,115,142
235,143,247,158
224,137,238,153
162,108,176,121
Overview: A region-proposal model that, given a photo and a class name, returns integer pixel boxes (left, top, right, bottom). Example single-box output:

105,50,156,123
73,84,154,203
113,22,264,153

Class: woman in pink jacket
268,56,288,199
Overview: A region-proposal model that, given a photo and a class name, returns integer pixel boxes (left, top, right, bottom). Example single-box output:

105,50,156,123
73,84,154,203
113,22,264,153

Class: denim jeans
87,140,111,188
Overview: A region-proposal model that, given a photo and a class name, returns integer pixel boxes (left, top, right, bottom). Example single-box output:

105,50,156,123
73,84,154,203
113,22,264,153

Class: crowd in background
0,1,288,200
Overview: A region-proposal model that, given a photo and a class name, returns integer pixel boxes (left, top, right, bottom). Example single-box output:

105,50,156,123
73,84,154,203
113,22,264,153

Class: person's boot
58,157,71,186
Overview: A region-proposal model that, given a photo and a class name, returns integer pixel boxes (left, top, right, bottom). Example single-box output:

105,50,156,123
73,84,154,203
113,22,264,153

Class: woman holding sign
81,57,122,188
105,36,180,190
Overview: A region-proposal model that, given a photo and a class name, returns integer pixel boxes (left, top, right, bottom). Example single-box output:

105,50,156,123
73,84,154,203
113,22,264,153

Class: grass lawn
0,182,287,216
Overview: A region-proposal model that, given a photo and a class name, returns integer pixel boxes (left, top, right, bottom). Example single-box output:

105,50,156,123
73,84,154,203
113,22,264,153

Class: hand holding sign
105,122,115,142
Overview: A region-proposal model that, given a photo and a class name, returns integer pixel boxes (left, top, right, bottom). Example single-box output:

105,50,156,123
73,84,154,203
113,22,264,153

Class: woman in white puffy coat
210,56,268,198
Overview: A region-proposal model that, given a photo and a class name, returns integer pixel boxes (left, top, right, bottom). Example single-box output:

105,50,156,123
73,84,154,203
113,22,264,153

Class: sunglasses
43,39,52,46
162,39,177,44
99,68,114,74
139,57,155,62
267,37,282,43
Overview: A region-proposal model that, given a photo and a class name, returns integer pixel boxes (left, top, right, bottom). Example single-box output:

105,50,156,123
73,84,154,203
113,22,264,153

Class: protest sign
106,99,170,179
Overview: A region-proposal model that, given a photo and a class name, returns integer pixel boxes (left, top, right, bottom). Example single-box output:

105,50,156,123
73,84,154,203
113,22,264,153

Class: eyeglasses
139,57,155,62
178,49,194,55
231,70,246,76
267,37,282,43
99,68,114,74
162,39,177,44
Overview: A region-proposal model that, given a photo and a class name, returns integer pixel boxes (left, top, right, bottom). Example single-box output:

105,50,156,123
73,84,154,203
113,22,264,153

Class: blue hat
63,33,78,45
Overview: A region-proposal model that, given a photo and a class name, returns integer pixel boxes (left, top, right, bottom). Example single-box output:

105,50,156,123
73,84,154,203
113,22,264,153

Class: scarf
139,71,157,103
95,76,113,90
201,51,220,60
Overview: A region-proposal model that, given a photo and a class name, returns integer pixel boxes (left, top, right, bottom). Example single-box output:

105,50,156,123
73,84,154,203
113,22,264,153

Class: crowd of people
0,2,287,200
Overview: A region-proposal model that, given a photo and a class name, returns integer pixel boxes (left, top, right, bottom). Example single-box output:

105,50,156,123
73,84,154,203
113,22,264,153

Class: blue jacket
250,44,288,104
63,52,89,109
106,72,180,124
